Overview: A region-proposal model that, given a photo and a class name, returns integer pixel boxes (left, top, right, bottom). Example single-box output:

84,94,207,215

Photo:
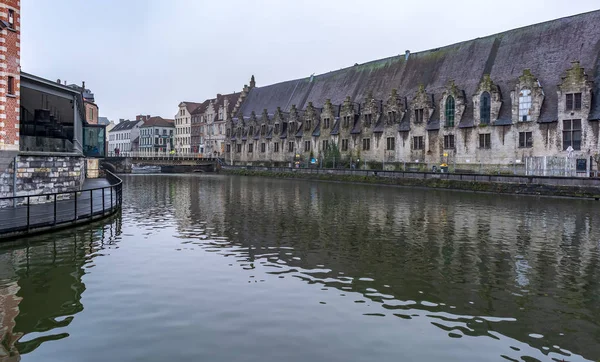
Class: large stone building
226,11,600,174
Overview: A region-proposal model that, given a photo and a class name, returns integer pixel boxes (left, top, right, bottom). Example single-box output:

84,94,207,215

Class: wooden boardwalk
0,178,121,239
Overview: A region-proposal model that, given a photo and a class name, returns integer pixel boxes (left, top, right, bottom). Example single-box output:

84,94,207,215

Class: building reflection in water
0,216,122,361
125,175,600,361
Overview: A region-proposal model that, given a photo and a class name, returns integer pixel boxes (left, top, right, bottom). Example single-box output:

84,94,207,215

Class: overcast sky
21,0,599,122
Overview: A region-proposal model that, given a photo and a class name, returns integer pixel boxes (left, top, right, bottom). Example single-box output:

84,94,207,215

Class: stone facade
0,154,84,201
226,11,600,173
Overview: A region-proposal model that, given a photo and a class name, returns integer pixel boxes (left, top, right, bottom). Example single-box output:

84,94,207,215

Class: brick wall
0,0,20,151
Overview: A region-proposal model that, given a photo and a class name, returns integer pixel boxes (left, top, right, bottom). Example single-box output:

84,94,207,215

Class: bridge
101,152,222,173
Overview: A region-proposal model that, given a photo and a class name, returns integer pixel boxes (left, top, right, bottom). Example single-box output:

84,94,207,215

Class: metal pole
26,196,30,231
74,191,78,221
53,194,57,225
12,156,16,208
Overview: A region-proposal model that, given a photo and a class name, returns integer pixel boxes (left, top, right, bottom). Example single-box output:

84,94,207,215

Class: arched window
445,96,455,127
480,92,491,125
519,89,532,122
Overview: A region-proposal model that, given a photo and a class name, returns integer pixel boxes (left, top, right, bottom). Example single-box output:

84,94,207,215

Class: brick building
227,11,600,176
0,0,20,152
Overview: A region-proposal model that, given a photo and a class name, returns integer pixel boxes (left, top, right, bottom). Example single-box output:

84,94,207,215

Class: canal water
1,174,599,361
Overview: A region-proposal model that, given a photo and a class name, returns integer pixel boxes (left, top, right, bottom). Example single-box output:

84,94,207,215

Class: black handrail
0,170,123,239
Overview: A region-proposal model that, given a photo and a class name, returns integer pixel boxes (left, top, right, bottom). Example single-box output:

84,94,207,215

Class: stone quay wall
0,153,85,202
222,166,600,199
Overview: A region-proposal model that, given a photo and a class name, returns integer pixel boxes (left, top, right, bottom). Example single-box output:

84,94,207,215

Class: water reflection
0,216,121,361
1,174,599,361
123,175,600,361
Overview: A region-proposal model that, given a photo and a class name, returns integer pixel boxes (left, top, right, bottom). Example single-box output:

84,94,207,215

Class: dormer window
218,108,224,120
305,120,312,131
289,122,296,134
565,93,582,111
261,124,266,135
343,116,351,128
480,92,491,125
364,113,372,126
445,96,455,127
414,109,424,124
519,89,532,122
323,118,330,129
248,126,254,136
387,111,396,123
274,123,280,134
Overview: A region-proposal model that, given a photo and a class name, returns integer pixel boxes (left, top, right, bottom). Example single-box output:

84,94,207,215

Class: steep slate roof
140,116,175,128
111,119,142,132
238,10,600,124
98,116,110,125
191,99,211,115
182,102,202,114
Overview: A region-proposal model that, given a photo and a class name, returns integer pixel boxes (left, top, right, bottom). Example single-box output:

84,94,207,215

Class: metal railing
106,151,221,160
0,170,123,239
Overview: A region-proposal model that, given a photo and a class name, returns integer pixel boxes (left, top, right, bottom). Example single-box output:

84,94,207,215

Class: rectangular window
8,9,14,28
479,134,491,149
414,109,424,124
305,120,312,131
274,142,279,153
364,114,372,126
563,119,582,150
388,111,396,123
288,142,294,152
7,76,14,95
274,123,280,134
565,93,582,111
386,137,395,150
519,132,533,148
413,136,424,150
261,125,266,135
248,143,253,153
261,143,266,152
304,140,311,152
322,140,329,151
323,118,330,129
362,138,370,151
444,135,455,149
226,144,231,153
236,144,242,153
341,139,348,151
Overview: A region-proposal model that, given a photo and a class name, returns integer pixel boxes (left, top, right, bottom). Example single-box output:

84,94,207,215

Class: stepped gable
238,10,600,124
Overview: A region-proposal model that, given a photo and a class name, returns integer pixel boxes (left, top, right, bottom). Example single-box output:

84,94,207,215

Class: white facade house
107,119,143,155
139,117,175,154
175,102,200,154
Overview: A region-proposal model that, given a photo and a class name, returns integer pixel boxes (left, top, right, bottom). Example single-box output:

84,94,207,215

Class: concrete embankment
222,167,600,199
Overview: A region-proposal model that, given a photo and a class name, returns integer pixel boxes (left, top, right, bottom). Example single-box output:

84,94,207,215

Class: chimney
57,79,61,84
82,81,86,90
405,50,410,61
64,80,67,85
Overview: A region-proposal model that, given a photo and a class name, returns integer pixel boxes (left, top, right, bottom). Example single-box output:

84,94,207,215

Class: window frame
445,96,455,127
562,119,582,151
304,140,311,152
341,139,348,151
7,76,14,95
518,131,533,148
261,143,266,153
443,134,455,149
478,133,491,149
248,143,253,153
322,139,329,151
413,136,424,150
480,92,491,125
414,108,424,124
519,88,532,122
362,138,370,151
386,137,395,151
